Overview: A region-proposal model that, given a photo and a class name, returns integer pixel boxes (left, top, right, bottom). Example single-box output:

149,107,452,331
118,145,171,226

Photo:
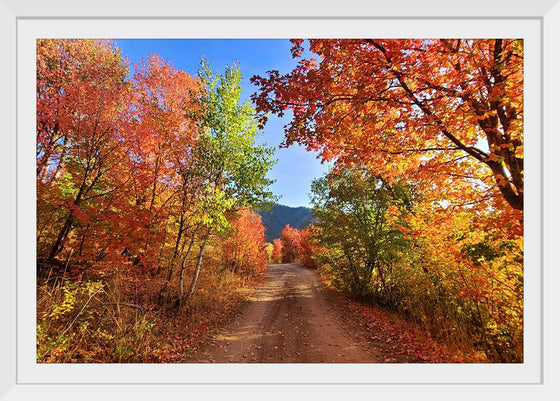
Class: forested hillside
258,204,314,242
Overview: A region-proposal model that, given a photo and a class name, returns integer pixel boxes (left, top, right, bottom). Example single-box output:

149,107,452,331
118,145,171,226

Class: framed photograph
2,0,559,399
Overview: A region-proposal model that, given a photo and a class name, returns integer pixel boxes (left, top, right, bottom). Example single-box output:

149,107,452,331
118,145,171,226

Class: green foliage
37,278,160,363
194,60,277,215
311,167,414,298
310,165,523,362
37,280,105,362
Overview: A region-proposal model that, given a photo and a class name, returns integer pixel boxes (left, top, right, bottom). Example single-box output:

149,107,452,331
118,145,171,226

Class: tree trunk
486,159,523,211
375,260,389,296
78,224,90,257
47,213,74,261
183,226,212,303
47,167,97,261
159,218,184,296
178,226,200,299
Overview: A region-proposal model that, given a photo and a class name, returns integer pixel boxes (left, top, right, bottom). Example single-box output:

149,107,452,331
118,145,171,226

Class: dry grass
36,258,265,363
318,272,489,363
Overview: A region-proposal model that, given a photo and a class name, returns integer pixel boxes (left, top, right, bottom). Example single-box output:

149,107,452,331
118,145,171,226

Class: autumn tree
279,224,302,263
271,238,283,264
252,39,523,213
298,227,317,268
131,54,202,302
221,208,268,277
37,41,208,283
37,39,135,268
264,242,274,264
180,60,277,302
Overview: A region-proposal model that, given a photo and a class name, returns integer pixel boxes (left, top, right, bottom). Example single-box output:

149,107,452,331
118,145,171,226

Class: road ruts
188,263,378,363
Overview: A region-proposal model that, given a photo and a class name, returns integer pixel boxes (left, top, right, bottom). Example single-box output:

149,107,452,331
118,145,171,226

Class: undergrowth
36,260,263,363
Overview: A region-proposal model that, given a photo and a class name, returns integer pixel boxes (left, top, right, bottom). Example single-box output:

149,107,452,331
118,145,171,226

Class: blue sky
113,39,329,208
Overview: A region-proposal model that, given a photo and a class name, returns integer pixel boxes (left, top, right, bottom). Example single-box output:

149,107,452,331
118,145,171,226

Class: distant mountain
258,204,314,242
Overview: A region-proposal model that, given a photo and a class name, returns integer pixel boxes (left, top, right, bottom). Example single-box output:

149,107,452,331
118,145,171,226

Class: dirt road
189,263,378,363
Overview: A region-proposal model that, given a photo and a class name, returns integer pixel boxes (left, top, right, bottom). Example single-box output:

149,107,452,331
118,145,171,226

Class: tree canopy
252,39,523,212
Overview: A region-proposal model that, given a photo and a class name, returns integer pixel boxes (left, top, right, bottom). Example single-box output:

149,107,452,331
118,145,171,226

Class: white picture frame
2,0,559,399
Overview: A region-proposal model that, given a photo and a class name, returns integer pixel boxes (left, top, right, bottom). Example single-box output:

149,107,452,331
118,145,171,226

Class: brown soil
187,263,379,363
